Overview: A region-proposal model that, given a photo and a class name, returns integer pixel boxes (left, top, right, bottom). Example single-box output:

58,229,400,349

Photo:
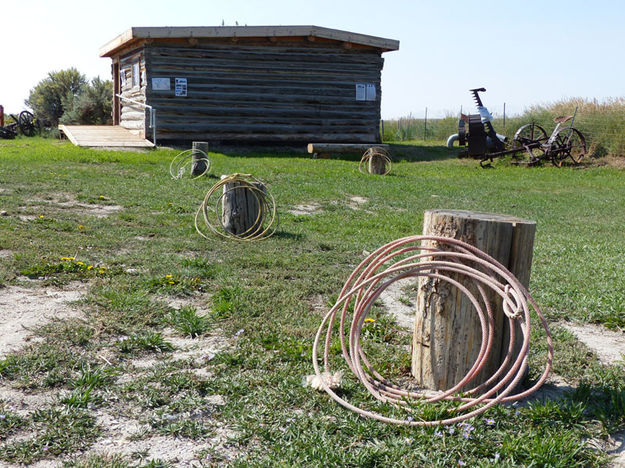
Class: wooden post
368,153,387,174
221,176,266,237
192,141,209,176
412,209,536,392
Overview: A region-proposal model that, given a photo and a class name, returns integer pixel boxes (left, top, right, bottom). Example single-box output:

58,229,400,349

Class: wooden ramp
59,125,154,149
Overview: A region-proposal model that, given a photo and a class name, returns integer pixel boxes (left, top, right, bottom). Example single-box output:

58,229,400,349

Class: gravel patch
0,282,87,358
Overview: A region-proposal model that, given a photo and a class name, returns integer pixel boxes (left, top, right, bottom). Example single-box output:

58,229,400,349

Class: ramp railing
115,94,157,146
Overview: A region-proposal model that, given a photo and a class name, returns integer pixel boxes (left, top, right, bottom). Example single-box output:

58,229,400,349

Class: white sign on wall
151,78,171,91
175,78,188,97
366,84,376,101
356,83,376,101
355,83,366,101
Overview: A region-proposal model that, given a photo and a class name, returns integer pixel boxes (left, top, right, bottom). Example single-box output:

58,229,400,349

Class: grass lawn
0,137,624,467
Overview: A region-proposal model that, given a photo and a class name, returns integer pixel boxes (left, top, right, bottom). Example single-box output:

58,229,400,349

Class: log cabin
99,26,399,145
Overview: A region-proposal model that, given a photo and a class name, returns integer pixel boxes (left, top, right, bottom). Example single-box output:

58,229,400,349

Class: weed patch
0,407,99,465
168,306,210,338
117,333,175,355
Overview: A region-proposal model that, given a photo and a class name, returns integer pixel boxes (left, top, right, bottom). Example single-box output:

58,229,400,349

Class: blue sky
2,0,623,119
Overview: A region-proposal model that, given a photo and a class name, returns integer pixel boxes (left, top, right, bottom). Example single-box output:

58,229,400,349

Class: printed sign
355,83,366,101
366,84,376,101
175,78,188,97
151,78,170,91
356,83,376,101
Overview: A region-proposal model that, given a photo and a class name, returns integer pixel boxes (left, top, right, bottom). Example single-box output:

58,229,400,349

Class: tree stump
221,176,266,237
191,141,209,176
412,209,536,392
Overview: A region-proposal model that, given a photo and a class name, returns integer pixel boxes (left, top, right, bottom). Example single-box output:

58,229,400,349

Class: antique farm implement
0,107,37,139
512,112,586,167
451,87,507,165
449,88,587,167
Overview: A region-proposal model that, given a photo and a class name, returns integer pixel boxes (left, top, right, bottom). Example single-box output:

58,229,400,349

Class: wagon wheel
551,127,586,167
18,111,36,136
513,123,549,149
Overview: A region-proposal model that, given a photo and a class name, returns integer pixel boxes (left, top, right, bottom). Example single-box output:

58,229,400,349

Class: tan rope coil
194,173,278,241
359,146,392,175
312,235,553,426
169,148,211,180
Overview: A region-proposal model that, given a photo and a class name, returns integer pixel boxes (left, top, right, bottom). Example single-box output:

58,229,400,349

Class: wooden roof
99,25,400,57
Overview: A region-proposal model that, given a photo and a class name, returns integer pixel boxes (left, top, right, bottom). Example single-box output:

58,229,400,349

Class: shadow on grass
194,142,463,163
272,230,305,241
388,143,461,163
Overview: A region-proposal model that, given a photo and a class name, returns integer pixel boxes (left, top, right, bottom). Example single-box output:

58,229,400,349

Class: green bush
25,68,86,126
59,77,113,126
25,69,113,127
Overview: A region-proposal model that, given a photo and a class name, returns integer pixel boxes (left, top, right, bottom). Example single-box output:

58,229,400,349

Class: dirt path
0,282,87,358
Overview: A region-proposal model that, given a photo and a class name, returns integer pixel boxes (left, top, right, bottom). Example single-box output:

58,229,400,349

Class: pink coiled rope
312,235,553,425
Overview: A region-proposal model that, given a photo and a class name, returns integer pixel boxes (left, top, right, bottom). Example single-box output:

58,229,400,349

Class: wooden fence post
412,209,536,392
368,153,387,174
221,176,266,237
192,141,209,176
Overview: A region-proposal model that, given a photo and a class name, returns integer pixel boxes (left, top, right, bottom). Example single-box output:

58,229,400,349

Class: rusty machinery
448,88,586,167
459,88,506,161
0,107,37,139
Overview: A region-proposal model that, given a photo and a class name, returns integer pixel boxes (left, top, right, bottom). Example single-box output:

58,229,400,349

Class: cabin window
132,62,140,88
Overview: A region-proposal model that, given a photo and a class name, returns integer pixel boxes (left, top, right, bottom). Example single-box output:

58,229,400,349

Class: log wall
142,40,384,143
119,49,148,137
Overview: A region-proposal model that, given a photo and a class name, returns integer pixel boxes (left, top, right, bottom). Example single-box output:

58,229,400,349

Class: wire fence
384,98,625,157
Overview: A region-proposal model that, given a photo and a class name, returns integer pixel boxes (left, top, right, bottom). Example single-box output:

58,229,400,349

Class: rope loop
312,235,553,426
359,147,392,175
195,173,278,241
503,284,523,320
169,148,211,180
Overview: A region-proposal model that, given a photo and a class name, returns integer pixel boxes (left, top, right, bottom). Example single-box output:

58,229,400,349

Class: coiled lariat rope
359,146,392,175
312,235,553,426
194,173,278,241
169,148,211,179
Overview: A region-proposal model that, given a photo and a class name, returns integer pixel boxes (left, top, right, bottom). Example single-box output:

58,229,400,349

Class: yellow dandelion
364,318,376,323
78,224,85,230
76,261,84,266
168,281,175,285
39,215,45,219
165,274,173,278
87,265,93,270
